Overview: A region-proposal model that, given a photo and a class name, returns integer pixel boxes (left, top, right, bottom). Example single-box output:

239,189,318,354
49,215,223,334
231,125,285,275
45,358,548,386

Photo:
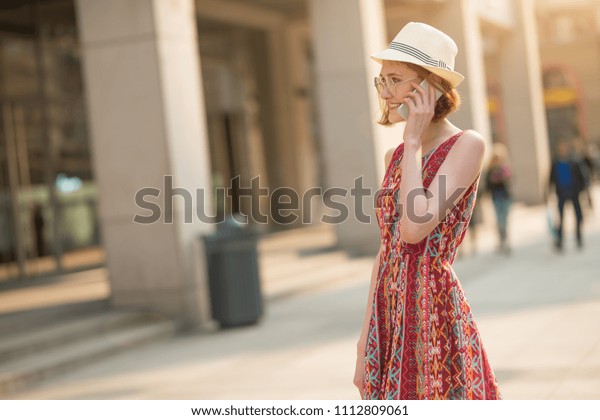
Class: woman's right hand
353,344,366,399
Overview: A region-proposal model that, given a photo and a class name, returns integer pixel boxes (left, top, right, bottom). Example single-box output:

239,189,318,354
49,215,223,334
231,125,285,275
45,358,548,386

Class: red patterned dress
363,131,501,400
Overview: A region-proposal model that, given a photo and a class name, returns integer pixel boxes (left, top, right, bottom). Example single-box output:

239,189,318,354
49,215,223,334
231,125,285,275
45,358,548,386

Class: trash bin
202,216,263,328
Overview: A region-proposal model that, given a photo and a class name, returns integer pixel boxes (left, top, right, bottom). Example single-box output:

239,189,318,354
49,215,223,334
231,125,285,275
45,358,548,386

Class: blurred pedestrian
548,140,586,251
355,22,501,400
485,143,512,255
572,138,594,211
588,142,600,181
32,203,46,258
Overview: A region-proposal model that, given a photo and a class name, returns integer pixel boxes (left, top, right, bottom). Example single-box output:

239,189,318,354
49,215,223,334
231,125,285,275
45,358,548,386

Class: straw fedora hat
371,22,465,87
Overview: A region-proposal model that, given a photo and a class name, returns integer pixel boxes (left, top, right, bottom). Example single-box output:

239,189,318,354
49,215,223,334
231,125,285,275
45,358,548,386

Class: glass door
0,0,102,282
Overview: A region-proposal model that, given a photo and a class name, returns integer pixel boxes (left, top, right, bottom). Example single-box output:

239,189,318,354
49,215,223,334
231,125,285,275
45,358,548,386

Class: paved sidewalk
3,187,600,400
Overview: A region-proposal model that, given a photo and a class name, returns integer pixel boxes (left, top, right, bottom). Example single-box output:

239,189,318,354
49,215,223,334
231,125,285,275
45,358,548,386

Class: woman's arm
354,245,382,398
356,244,382,355
357,148,394,353
400,132,484,243
398,82,485,244
354,146,389,397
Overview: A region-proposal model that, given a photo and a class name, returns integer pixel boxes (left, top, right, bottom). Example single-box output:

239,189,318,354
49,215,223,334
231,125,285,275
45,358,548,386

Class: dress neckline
421,130,464,160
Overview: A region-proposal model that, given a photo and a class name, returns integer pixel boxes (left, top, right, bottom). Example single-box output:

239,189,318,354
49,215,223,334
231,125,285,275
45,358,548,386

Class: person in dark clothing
548,141,586,251
32,203,46,257
485,143,512,255
573,138,594,210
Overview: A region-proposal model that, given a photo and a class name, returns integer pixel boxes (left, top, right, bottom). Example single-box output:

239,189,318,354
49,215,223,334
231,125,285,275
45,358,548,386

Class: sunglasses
373,76,419,96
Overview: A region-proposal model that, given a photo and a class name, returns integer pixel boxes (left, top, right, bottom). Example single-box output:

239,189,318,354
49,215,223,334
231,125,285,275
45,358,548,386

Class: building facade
535,0,600,153
0,0,559,327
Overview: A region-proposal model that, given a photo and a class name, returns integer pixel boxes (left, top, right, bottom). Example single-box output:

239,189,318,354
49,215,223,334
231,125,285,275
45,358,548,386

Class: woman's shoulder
385,143,405,167
441,129,486,175
445,129,485,164
456,129,485,151
384,148,395,167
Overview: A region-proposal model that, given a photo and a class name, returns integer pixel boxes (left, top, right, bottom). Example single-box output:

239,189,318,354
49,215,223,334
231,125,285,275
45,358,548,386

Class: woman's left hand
402,81,436,147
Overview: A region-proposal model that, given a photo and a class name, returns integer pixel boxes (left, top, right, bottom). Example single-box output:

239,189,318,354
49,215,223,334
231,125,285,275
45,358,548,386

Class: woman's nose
380,89,392,99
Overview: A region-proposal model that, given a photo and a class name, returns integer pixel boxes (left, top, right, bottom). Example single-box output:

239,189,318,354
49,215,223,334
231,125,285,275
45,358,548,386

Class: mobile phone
397,79,443,120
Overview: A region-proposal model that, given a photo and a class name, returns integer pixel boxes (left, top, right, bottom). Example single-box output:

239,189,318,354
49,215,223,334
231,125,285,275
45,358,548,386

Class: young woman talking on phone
353,22,501,400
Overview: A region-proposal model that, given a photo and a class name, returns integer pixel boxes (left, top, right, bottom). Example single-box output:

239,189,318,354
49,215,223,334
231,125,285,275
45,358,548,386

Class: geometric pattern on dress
363,131,502,400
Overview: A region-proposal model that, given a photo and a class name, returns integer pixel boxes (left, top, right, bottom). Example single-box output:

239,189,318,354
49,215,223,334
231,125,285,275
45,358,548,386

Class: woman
353,22,501,400
485,143,513,255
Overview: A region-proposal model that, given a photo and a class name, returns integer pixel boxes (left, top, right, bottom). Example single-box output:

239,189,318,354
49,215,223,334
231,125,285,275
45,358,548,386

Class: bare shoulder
441,129,486,178
384,147,396,167
455,129,485,156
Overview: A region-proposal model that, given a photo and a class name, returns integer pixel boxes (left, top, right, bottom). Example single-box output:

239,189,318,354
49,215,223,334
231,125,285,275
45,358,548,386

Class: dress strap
423,131,463,166
422,131,465,189
381,130,465,190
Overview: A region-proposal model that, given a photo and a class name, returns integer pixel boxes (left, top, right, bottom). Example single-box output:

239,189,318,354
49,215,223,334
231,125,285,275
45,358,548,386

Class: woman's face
377,61,420,123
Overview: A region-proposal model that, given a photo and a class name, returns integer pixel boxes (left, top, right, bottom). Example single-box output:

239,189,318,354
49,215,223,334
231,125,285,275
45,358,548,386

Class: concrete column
429,0,492,147
309,0,394,255
285,22,322,222
76,0,214,328
498,0,550,204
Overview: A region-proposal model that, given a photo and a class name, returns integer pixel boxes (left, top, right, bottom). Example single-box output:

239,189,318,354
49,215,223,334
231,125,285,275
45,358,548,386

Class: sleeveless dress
363,131,501,400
